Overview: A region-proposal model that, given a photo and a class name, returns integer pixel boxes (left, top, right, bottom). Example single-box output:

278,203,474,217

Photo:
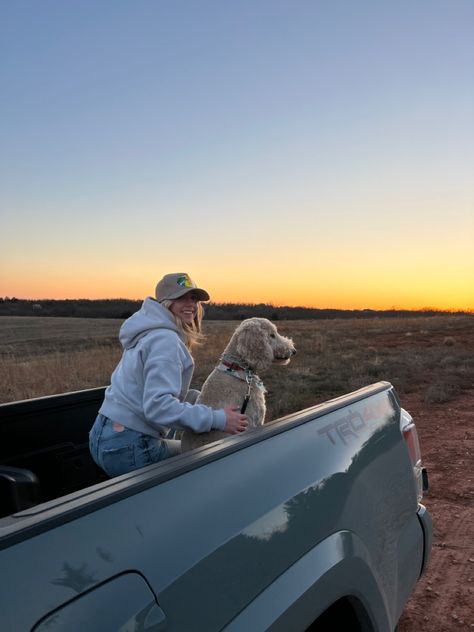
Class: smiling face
169,291,201,325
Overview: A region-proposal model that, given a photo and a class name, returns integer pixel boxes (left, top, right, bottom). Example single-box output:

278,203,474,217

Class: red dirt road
398,390,474,631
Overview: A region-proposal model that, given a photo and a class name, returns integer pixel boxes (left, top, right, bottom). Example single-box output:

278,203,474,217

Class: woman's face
169,292,200,325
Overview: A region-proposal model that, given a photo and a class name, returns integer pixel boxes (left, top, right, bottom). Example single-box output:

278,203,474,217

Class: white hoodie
99,297,226,438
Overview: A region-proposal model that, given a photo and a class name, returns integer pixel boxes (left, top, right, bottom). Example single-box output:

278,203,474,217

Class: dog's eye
270,333,276,338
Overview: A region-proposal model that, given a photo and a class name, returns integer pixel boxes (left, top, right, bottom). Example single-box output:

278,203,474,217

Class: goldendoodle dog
181,317,296,452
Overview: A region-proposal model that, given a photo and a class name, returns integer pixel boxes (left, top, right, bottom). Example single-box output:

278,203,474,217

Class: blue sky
1,1,473,308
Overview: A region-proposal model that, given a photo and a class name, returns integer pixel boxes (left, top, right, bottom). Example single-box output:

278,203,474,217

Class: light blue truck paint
0,381,432,631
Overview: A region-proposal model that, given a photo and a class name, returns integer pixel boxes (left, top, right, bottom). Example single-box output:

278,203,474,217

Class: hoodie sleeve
141,333,226,433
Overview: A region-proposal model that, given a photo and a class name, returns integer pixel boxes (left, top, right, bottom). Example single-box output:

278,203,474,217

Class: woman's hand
223,406,249,434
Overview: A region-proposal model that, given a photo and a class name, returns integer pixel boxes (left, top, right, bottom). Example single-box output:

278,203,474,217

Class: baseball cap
155,273,210,302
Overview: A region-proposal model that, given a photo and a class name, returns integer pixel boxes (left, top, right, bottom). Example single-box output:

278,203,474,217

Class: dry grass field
1,314,473,631
1,314,473,411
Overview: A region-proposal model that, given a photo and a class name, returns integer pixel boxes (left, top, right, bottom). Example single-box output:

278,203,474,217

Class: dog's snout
291,347,296,355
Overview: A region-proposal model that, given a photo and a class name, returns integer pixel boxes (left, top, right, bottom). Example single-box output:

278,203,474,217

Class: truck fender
224,530,392,632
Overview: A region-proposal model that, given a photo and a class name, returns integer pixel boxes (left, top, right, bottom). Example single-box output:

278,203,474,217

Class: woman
89,272,248,477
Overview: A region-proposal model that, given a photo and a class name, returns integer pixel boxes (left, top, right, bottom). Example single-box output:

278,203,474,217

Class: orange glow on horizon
3,259,472,312
2,286,472,313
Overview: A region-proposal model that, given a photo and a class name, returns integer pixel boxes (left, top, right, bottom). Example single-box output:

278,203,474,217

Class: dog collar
221,358,249,372
217,358,266,414
216,361,265,391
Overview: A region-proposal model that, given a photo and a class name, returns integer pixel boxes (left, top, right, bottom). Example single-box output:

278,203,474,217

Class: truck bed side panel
0,384,424,631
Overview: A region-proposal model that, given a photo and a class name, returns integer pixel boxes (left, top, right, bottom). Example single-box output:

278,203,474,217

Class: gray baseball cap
155,273,210,302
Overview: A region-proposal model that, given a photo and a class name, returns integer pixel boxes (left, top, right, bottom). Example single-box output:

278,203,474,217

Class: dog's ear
235,322,254,361
235,321,273,372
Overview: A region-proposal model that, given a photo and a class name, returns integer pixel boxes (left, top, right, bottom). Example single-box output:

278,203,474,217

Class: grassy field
1,315,473,419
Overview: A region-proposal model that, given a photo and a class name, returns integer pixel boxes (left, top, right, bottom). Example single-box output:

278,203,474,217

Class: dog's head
232,317,296,373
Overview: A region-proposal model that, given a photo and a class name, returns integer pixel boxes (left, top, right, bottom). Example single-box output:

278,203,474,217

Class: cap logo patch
177,274,194,289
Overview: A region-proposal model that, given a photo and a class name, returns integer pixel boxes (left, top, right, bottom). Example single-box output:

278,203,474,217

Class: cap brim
193,288,210,301
168,287,210,302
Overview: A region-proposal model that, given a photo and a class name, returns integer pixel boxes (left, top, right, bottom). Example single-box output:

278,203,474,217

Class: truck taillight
400,409,427,503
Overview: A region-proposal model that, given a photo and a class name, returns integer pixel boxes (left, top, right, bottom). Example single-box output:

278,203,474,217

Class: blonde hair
161,299,205,352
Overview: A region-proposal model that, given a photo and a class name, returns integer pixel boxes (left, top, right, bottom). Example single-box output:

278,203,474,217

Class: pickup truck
0,381,431,632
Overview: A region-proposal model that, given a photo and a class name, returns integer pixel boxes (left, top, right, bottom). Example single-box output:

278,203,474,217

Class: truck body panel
0,382,431,631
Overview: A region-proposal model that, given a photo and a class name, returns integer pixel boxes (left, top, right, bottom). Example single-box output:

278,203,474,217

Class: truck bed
0,382,431,631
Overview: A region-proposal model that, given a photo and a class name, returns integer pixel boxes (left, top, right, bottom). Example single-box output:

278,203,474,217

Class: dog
181,317,296,451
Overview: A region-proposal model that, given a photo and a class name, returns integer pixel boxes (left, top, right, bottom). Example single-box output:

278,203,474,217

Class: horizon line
1,297,472,314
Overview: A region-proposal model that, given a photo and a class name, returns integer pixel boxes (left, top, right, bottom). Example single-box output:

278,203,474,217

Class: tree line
0,297,469,320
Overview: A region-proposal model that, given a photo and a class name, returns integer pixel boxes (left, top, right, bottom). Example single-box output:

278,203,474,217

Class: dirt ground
397,388,474,631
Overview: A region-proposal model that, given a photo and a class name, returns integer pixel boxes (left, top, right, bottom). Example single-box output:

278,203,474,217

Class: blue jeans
89,414,181,477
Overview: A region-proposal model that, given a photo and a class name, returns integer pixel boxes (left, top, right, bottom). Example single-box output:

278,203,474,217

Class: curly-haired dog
181,317,296,452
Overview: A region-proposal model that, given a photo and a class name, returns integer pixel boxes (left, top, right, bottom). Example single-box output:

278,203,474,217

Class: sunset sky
1,1,473,310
